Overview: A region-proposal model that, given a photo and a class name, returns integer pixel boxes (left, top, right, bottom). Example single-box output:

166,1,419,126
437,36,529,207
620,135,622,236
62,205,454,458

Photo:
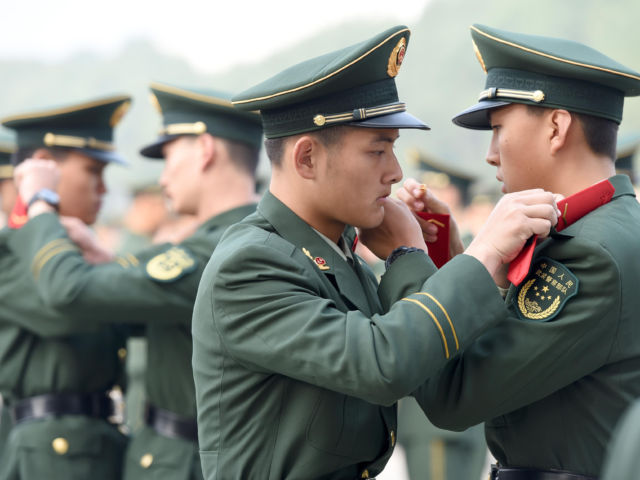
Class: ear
549,109,573,157
290,136,322,180
197,133,217,172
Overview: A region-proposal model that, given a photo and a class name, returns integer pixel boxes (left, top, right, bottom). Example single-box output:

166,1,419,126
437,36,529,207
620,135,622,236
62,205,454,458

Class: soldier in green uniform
191,26,560,480
11,82,263,480
0,133,16,460
398,25,640,480
0,95,133,480
600,397,640,479
399,154,487,480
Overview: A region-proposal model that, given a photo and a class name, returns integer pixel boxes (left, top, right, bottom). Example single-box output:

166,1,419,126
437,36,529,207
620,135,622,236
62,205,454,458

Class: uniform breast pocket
485,406,528,427
306,389,385,460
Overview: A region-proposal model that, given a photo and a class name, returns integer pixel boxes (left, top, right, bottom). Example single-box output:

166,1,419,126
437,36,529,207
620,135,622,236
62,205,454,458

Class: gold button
391,430,395,446
140,453,153,468
52,437,69,455
313,115,326,126
118,348,127,360
362,470,369,478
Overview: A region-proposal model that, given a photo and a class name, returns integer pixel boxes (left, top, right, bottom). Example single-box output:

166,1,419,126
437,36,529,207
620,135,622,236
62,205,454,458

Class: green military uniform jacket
420,175,640,477
0,225,126,479
192,191,510,480
601,397,640,479
9,205,256,419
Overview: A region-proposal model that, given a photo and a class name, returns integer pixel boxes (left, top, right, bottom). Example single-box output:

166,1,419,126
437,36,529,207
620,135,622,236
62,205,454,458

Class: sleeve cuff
378,251,437,312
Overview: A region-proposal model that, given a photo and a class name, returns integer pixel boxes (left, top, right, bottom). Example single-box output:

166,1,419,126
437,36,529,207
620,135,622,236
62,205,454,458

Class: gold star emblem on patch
542,286,549,293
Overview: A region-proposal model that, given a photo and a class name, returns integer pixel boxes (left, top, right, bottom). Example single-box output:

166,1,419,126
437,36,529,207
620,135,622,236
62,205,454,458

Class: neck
270,174,344,244
546,151,616,199
195,169,258,224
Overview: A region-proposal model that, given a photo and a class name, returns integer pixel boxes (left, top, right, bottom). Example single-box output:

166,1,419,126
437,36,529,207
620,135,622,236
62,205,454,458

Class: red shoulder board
508,180,615,286
416,212,450,269
8,196,28,230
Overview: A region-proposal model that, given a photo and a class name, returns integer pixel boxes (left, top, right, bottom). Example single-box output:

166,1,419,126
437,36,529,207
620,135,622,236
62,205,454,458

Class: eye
372,150,384,156
491,125,500,132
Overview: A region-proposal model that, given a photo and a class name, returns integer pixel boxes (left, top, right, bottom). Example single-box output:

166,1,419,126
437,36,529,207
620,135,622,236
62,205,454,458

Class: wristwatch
28,189,60,211
385,246,425,269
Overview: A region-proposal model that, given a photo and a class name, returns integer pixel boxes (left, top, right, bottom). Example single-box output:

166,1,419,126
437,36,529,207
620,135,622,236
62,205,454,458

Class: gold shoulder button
52,437,69,455
140,453,153,468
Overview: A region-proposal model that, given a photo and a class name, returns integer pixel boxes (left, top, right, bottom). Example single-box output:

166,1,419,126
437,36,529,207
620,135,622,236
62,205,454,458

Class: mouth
496,175,507,194
376,193,390,204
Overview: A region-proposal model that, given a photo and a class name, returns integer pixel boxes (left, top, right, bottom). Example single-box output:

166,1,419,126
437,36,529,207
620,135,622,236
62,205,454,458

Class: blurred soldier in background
12,82,263,480
615,133,639,199
0,95,132,480
399,148,488,480
0,133,15,461
0,134,16,226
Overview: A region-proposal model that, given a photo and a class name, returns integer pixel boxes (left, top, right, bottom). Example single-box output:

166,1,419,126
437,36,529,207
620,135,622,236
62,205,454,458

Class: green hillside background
1,0,638,217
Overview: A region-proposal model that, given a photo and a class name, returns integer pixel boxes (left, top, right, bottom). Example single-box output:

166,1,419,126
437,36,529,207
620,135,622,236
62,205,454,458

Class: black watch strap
385,246,425,269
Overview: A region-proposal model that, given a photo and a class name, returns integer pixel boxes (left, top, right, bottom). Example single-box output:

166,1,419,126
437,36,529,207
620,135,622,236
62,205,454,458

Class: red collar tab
555,179,615,232
351,234,359,253
416,212,450,269
8,196,28,229
507,179,615,286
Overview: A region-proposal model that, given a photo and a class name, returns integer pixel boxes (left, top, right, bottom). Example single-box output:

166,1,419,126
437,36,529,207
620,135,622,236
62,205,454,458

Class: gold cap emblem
387,37,407,78
140,453,154,468
472,40,487,74
110,101,131,128
52,437,69,455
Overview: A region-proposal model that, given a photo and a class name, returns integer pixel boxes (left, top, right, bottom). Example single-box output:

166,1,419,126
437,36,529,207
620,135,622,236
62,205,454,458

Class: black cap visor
347,111,430,130
139,134,182,159
78,148,129,166
452,99,513,130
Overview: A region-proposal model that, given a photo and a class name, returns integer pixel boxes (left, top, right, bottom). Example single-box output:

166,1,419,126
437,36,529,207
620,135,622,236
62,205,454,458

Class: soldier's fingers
414,214,439,235
402,178,423,198
423,233,438,243
518,192,560,216
396,188,423,211
523,204,558,227
527,218,553,237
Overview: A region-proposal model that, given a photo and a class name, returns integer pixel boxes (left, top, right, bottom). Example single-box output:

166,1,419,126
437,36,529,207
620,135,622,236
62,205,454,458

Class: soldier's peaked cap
232,26,429,138
140,82,263,159
453,24,640,130
1,95,132,165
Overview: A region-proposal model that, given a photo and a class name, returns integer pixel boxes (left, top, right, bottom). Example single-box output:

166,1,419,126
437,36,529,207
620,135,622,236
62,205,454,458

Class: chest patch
145,246,197,283
513,257,578,322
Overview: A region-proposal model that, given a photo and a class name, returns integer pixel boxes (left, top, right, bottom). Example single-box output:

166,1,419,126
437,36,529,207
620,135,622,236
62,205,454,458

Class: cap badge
109,101,131,128
303,248,330,271
387,37,406,78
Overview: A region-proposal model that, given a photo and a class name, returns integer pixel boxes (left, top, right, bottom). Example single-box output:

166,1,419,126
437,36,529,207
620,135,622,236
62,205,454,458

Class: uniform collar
551,174,634,239
199,203,258,231
258,190,374,315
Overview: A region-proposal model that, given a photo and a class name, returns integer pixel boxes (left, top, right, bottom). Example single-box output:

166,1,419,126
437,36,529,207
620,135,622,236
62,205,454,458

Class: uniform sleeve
415,237,621,430
209,243,508,407
601,400,640,480
8,213,200,325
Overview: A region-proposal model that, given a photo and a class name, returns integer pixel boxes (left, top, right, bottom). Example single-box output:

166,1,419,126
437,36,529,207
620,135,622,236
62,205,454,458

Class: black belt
145,404,198,443
490,465,598,480
11,392,115,425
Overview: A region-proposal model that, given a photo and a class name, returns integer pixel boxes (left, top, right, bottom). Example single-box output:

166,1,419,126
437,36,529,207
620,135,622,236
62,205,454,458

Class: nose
385,153,404,185
486,131,500,167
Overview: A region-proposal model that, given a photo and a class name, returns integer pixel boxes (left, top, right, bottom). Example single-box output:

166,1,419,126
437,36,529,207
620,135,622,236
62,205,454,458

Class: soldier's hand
465,189,560,277
397,178,465,258
14,159,60,206
59,216,115,264
358,198,428,260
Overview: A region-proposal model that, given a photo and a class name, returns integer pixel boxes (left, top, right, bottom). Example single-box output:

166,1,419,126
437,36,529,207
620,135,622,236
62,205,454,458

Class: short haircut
219,138,260,176
526,105,618,160
12,146,73,166
264,125,358,168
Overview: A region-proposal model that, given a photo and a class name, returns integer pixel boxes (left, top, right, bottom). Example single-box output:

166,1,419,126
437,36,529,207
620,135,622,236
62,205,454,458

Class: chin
350,209,385,230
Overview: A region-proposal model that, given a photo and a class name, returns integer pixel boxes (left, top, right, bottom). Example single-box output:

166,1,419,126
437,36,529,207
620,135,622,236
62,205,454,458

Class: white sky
0,0,430,74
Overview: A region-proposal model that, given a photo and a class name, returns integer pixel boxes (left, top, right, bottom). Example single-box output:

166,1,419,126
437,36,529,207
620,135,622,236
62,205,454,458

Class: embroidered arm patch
512,256,578,322
145,246,197,283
